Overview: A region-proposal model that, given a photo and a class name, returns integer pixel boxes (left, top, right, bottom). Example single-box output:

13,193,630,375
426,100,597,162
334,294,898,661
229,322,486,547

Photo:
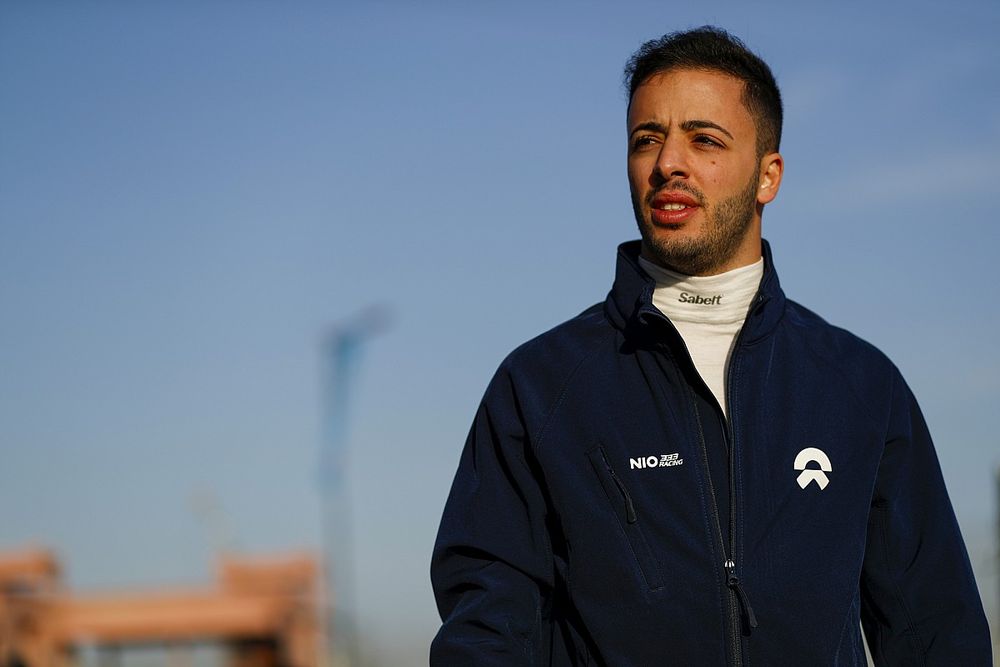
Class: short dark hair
623,26,782,156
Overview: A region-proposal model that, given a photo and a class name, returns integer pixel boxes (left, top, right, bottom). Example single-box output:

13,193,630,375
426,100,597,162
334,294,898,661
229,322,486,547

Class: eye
694,135,723,148
630,135,658,151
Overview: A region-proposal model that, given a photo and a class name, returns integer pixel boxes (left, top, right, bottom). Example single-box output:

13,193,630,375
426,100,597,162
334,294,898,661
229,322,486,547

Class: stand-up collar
605,239,786,344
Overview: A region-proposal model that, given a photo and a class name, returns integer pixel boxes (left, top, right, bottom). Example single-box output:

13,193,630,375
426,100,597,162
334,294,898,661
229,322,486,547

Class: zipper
719,292,765,665
644,289,764,667
657,322,744,666
601,450,637,523
718,404,759,666
726,559,758,628
720,405,759,639
688,399,743,667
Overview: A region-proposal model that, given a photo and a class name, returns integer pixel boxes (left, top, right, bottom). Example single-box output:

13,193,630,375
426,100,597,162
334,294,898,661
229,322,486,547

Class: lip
649,190,701,225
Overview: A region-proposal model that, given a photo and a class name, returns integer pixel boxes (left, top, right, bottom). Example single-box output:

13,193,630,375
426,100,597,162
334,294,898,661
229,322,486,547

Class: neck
640,227,762,277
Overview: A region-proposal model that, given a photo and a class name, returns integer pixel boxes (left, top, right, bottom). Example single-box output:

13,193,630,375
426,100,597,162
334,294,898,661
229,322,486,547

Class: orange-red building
0,549,322,667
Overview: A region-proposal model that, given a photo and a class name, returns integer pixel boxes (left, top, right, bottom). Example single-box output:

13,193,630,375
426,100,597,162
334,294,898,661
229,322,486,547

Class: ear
756,152,783,205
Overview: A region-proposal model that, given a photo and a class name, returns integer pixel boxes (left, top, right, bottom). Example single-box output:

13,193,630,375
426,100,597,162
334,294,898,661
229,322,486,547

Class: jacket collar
605,239,786,344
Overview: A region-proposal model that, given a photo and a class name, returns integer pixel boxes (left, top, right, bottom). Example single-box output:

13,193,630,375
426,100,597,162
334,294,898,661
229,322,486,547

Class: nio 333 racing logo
630,453,684,469
794,447,832,490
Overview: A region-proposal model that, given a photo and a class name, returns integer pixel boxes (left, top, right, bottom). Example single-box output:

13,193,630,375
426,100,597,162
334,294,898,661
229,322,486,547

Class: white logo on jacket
630,453,684,469
794,447,832,490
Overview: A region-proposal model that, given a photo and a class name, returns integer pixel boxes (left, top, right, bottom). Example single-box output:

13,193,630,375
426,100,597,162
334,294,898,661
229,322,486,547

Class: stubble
632,172,759,276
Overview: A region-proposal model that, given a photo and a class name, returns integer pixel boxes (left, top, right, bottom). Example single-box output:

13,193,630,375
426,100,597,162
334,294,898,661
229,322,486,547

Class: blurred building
0,549,321,667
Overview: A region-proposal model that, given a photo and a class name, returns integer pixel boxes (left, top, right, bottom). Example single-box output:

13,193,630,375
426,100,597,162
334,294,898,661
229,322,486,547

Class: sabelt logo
678,292,722,305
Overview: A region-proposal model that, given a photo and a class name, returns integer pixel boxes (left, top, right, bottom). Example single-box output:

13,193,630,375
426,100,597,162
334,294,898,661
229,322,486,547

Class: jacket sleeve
859,368,991,665
430,365,555,665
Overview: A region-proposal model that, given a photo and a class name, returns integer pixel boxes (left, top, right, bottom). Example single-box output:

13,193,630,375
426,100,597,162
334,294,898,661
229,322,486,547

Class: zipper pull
725,560,758,629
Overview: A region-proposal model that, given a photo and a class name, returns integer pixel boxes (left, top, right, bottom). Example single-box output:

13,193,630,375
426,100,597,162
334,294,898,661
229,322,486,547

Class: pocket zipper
602,451,638,524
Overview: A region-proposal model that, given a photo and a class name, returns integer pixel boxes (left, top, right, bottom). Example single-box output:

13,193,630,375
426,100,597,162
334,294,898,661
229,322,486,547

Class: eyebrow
629,119,735,141
628,121,668,138
681,119,734,140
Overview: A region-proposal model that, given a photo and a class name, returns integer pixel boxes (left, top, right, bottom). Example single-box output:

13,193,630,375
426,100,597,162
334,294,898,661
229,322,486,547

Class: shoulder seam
782,306,892,430
530,327,618,455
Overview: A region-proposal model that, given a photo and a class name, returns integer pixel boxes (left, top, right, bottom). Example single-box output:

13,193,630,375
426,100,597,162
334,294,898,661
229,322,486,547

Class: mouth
649,190,702,225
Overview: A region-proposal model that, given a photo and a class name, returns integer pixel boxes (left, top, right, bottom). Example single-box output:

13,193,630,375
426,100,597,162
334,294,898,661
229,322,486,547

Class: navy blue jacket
431,241,990,666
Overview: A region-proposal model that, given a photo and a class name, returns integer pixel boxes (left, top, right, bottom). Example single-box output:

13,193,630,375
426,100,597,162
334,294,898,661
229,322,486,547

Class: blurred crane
319,306,390,667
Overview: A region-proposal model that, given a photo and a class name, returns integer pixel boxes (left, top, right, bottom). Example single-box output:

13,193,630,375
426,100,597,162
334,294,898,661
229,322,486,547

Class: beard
631,171,759,276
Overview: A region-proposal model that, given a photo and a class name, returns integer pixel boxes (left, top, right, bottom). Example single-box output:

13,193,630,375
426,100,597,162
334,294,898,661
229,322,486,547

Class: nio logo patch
794,447,832,490
630,453,684,469
678,292,722,305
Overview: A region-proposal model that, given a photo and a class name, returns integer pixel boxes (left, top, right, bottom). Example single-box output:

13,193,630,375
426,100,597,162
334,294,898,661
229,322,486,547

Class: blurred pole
320,306,389,667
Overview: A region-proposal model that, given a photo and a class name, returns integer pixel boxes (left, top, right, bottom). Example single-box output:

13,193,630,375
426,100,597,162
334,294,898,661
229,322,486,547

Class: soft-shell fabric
431,241,990,666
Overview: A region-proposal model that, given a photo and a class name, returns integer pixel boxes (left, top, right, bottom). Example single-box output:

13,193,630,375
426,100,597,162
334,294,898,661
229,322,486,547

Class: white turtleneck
638,256,764,417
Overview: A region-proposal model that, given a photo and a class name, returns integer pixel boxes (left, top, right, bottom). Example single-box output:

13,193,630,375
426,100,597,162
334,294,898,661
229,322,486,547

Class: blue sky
2,2,998,664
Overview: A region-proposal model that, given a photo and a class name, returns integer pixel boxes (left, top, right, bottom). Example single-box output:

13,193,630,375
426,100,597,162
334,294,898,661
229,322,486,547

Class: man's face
627,68,780,276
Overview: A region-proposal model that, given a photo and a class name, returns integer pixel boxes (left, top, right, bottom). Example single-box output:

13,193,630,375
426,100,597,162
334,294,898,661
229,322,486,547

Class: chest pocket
586,445,664,590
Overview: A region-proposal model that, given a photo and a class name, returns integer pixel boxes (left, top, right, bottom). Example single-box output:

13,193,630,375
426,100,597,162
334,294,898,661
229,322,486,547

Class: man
430,27,990,666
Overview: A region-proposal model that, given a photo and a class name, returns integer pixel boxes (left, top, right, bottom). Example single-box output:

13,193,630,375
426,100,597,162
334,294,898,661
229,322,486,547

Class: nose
653,137,689,183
